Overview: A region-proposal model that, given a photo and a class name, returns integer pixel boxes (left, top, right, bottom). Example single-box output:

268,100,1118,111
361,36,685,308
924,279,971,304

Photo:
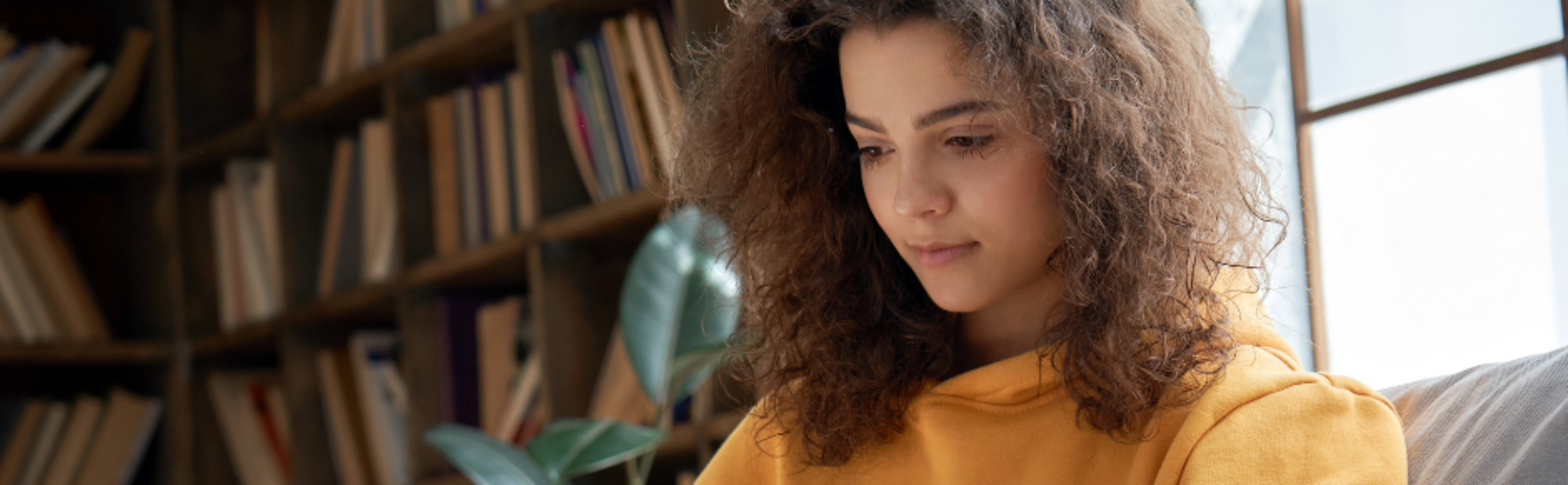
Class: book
0,43,83,145
249,379,290,479
211,187,241,331
592,32,641,190
479,81,512,238
426,94,462,255
321,0,353,85
0,201,55,345
442,298,484,428
455,87,483,247
494,351,543,441
72,388,162,485
623,12,675,174
0,46,42,106
317,348,373,485
505,71,537,228
15,402,69,485
349,331,409,485
478,297,521,434
5,196,110,343
589,325,657,425
549,50,601,202
0,400,48,485
19,62,109,154
40,395,104,485
227,160,281,322
600,18,656,189
317,137,357,298
62,28,152,153
208,371,287,485
571,42,625,198
359,118,397,283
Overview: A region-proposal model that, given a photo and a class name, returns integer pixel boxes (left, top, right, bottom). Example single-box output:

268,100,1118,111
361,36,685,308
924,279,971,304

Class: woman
673,0,1407,482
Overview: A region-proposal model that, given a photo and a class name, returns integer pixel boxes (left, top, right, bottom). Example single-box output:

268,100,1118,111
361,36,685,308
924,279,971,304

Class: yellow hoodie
697,284,1408,484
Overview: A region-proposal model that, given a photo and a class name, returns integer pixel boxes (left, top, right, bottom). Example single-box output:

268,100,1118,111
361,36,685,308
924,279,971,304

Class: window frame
1282,0,1568,370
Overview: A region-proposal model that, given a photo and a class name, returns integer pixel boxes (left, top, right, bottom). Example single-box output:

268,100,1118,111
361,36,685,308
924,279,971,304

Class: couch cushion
1379,345,1568,485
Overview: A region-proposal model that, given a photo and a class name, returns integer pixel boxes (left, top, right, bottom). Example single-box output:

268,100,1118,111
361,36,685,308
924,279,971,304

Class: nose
891,149,952,219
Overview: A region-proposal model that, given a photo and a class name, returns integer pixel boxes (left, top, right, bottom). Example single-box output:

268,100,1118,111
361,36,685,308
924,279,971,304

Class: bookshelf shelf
0,342,171,365
178,118,268,168
0,152,157,172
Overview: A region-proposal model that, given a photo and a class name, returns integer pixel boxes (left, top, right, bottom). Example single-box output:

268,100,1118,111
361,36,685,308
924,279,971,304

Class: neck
950,273,1066,377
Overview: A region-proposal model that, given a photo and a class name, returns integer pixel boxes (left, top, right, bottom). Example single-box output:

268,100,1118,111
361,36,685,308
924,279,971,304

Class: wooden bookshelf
0,342,171,365
0,152,158,172
6,1,745,485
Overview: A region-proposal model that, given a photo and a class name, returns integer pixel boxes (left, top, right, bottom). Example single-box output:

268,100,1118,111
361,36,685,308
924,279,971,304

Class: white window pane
1302,0,1562,110
1195,0,1316,369
1313,57,1568,389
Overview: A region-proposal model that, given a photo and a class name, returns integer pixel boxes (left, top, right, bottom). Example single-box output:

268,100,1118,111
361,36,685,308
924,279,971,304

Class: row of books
211,160,285,332
424,72,537,255
317,332,407,485
317,119,400,299
0,389,163,485
549,9,683,202
0,195,110,346
321,0,389,87
207,372,291,485
427,295,545,444
434,0,512,32
0,29,150,154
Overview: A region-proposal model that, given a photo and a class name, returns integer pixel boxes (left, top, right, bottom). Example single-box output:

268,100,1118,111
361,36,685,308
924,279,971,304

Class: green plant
426,207,739,485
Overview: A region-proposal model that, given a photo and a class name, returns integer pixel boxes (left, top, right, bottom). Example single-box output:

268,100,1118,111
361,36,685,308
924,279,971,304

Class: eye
948,135,995,157
857,145,890,165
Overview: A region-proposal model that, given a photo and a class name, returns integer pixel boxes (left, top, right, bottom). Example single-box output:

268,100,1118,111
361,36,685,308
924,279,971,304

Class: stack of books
316,331,408,485
321,0,388,86
549,9,683,202
0,29,151,154
207,371,292,485
0,389,163,485
317,119,400,298
210,160,285,332
434,0,512,32
425,295,544,444
0,195,111,346
424,72,536,255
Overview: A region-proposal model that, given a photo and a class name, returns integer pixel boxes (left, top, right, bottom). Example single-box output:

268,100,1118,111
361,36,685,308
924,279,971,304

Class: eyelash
856,135,995,166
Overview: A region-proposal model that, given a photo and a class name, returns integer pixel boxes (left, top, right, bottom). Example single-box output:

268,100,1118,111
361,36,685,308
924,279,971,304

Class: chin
921,282,988,313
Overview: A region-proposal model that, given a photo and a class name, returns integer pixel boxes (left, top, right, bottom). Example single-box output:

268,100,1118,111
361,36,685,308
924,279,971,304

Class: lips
911,242,977,268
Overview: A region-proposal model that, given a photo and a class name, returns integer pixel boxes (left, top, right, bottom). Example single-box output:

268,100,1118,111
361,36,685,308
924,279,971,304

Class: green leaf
524,419,668,480
668,342,730,403
424,424,553,485
619,207,739,405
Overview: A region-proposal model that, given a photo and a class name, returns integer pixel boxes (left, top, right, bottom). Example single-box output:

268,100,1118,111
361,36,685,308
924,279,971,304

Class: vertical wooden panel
273,124,337,308
385,0,438,53
386,76,437,268
268,0,336,108
280,327,336,485
172,0,256,143
397,289,450,480
1283,0,1328,372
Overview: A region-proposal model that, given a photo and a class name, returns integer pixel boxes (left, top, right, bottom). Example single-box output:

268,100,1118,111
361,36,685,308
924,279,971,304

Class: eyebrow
844,100,999,134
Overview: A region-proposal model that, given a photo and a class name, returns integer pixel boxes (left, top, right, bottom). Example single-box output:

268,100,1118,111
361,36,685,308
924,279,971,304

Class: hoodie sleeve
1175,373,1408,484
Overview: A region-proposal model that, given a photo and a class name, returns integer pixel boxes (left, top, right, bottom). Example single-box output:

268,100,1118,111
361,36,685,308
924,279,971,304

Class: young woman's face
841,19,1066,315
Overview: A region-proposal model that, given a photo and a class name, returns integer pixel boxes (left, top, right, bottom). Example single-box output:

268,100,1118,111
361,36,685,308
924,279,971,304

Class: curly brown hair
670,0,1282,467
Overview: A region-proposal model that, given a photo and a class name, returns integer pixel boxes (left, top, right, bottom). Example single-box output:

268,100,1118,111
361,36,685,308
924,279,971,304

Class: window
1199,0,1568,388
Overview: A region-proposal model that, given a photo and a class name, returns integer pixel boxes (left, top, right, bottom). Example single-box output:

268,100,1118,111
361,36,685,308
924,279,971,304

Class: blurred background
0,0,1561,484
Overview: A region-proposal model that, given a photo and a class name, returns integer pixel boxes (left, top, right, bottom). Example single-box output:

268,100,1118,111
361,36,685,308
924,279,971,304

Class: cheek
965,154,1062,248
861,167,898,235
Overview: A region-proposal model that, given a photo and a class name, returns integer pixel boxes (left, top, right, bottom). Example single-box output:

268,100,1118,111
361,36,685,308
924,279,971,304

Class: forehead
838,19,988,120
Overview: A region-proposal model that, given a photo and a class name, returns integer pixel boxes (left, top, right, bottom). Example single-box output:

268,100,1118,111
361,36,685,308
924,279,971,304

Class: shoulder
1159,344,1408,484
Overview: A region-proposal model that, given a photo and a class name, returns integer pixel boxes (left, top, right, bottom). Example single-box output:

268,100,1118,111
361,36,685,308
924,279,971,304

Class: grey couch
1379,345,1568,485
